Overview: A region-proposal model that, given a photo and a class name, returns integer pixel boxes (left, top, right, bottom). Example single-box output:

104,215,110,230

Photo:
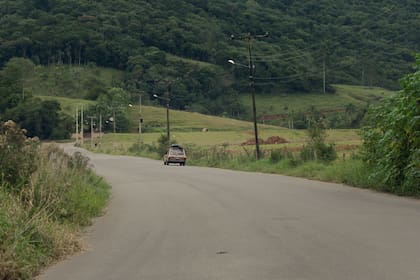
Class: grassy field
86,127,361,158
43,94,362,156
39,95,96,116
127,105,264,132
38,76,375,158
240,84,394,118
164,128,360,148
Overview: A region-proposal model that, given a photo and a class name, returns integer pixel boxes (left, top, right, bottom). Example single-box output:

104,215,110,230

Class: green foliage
0,0,418,114
186,144,371,190
0,58,30,112
0,59,73,139
361,55,420,195
269,148,295,163
85,87,131,133
186,144,239,167
126,134,177,158
127,142,160,159
0,124,111,279
0,121,39,188
58,171,110,226
156,134,177,156
300,120,337,162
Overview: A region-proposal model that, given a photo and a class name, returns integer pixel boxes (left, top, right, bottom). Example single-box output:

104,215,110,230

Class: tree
94,87,130,132
362,55,420,195
5,99,71,139
0,58,35,111
0,58,72,139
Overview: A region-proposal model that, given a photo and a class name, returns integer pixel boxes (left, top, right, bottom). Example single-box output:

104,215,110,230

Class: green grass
166,53,221,69
186,147,373,189
0,144,111,280
128,105,266,132
88,128,360,155
240,84,394,118
39,96,95,117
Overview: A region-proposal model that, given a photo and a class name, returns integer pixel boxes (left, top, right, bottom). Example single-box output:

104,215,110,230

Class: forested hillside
0,0,419,115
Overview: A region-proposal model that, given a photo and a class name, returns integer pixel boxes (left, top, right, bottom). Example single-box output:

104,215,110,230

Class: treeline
0,0,419,115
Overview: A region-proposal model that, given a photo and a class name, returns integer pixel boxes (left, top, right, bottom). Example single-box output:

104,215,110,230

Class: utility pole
99,113,102,139
75,106,79,144
231,32,268,160
88,116,96,147
152,80,172,146
153,91,170,145
165,83,171,143
81,104,84,144
113,108,116,133
323,59,326,94
138,93,142,144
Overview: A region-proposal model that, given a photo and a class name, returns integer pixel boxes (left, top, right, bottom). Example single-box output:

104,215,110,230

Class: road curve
39,145,420,280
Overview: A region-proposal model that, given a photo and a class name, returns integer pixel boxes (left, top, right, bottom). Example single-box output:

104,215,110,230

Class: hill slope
43,82,392,132
0,0,418,111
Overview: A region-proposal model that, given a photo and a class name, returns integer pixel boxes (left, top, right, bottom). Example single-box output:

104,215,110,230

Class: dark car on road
163,144,187,166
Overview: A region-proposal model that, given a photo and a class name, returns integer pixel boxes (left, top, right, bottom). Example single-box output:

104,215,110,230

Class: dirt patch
242,136,289,146
265,136,289,144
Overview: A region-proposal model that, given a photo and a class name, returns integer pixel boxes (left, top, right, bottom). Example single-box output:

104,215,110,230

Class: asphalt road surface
39,146,420,280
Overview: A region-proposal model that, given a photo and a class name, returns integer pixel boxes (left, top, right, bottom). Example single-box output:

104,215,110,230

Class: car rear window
170,147,185,155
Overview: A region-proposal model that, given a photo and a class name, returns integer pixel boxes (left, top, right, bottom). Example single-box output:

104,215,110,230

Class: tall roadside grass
0,121,110,280
187,144,377,191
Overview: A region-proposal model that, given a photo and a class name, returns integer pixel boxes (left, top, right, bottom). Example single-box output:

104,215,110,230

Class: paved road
39,146,420,280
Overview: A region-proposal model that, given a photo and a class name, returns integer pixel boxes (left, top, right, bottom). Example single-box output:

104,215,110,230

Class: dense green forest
0,0,419,116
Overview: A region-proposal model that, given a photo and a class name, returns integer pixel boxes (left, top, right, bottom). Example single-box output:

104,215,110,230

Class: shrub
270,149,283,163
361,55,420,195
0,121,40,190
300,142,337,162
155,134,177,156
0,123,111,279
300,119,337,162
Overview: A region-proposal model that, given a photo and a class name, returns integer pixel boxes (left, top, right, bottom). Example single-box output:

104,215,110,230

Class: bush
299,119,337,163
270,149,283,163
0,121,40,190
269,148,295,163
300,142,337,162
361,55,420,195
0,122,111,279
154,134,177,156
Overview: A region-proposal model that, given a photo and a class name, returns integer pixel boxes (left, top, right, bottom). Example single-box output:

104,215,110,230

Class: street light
228,59,253,69
153,94,170,143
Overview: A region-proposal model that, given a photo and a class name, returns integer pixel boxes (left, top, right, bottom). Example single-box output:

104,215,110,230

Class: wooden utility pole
231,32,269,160
323,59,326,94
88,116,96,147
75,107,79,143
81,104,84,144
